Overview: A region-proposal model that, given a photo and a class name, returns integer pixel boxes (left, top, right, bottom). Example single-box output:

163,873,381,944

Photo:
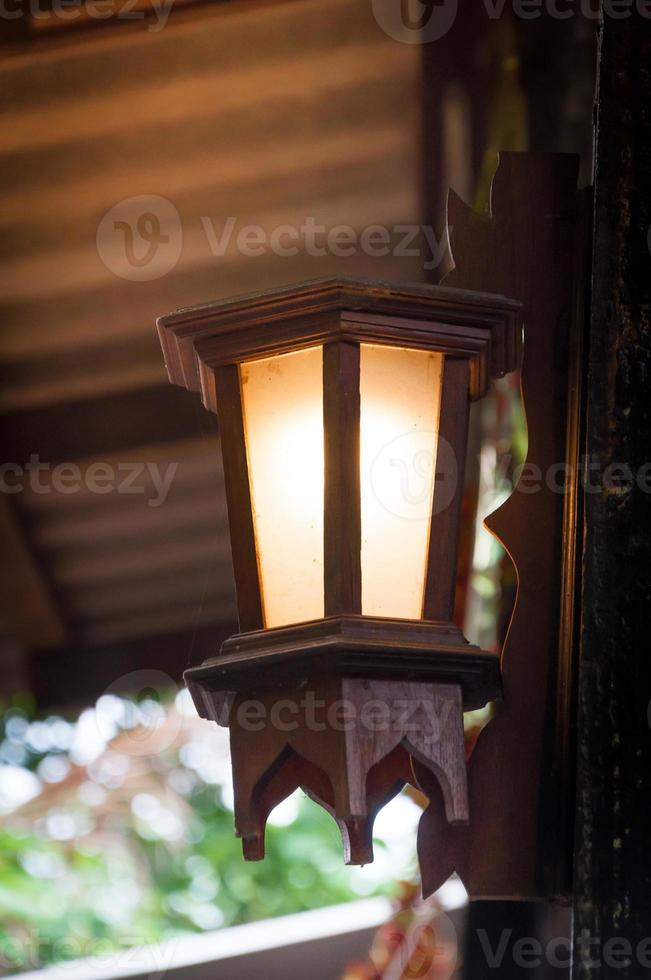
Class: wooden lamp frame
158,278,522,866
156,151,586,901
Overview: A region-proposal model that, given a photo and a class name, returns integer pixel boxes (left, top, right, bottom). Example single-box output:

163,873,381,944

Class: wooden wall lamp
157,152,585,902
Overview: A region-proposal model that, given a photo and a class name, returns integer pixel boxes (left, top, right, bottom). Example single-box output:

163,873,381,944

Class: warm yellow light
359,344,443,619
240,347,324,629
241,343,443,629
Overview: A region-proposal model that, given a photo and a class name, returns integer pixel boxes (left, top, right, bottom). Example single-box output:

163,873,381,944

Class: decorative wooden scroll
416,152,586,900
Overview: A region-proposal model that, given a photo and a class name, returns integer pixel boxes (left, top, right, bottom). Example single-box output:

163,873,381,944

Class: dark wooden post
572,10,651,979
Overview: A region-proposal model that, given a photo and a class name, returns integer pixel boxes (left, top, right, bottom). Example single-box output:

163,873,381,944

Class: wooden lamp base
187,666,470,868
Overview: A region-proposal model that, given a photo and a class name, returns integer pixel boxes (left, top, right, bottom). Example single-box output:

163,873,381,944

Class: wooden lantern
157,277,521,866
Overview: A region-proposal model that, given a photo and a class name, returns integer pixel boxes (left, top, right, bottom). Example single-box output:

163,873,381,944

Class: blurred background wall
0,0,595,710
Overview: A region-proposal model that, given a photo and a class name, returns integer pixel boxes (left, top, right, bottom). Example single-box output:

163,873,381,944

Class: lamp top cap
157,276,522,404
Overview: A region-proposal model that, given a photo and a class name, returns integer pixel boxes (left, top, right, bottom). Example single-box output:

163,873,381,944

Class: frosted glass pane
240,347,324,628
360,345,443,619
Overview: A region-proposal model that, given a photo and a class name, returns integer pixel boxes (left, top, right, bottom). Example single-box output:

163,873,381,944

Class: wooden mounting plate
414,152,586,901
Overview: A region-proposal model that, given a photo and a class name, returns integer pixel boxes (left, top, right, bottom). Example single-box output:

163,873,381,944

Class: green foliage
0,694,401,975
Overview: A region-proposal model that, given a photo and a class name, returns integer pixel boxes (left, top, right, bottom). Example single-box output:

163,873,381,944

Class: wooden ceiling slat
0,152,418,363
0,182,417,305
66,567,234,619
28,623,232,708
49,533,232,587
1,362,168,412
0,76,409,211
77,597,235,646
30,492,227,549
0,390,217,464
0,0,372,103
0,124,412,257
0,42,413,155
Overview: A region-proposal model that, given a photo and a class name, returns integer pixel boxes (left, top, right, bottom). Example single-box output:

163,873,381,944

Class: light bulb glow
240,343,443,629
240,346,325,629
359,344,443,619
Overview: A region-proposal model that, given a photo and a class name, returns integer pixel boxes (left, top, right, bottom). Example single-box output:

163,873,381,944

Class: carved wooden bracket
188,676,468,866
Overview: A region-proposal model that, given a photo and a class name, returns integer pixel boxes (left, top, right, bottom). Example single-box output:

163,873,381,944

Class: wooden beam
573,14,651,976
323,341,361,616
28,621,236,711
424,357,470,622
0,496,68,649
212,364,263,632
0,384,216,464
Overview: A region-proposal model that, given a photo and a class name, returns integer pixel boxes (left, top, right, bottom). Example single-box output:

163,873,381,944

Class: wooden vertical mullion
323,341,361,616
213,364,264,632
423,357,470,622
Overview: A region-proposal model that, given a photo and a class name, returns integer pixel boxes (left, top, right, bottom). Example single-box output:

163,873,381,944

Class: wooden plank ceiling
0,0,424,704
